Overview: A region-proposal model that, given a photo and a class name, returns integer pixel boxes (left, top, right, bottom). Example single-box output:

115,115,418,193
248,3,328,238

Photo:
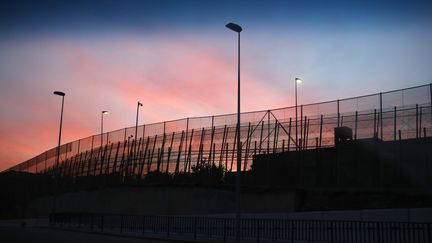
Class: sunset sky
1,0,431,171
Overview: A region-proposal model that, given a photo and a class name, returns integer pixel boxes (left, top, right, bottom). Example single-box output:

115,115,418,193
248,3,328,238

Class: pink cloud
0,35,300,171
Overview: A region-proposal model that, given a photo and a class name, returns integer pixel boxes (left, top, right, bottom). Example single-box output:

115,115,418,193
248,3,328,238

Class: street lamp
226,22,242,243
295,77,302,150
133,101,143,176
101,111,109,148
52,90,65,224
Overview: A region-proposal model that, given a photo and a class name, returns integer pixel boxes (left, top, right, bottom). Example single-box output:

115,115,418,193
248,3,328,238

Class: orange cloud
0,35,298,171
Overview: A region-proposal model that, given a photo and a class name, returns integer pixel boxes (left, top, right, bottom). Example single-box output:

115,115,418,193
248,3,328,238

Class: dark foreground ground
0,227,175,243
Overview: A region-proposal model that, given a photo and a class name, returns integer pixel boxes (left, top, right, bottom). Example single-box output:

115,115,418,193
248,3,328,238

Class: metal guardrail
52,213,432,242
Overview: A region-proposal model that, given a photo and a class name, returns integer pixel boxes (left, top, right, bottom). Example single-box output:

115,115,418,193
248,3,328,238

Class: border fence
7,83,432,179
52,212,432,242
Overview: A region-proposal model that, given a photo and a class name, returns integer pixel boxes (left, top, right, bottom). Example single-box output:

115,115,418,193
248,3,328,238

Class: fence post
416,104,419,139
354,111,358,140
268,110,271,153
380,92,383,139
300,106,303,149
420,106,423,138
319,114,323,146
374,109,377,138
337,99,340,127
394,107,397,141
430,83,432,125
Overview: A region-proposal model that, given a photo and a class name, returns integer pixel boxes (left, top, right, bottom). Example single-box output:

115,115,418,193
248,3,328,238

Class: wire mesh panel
7,84,432,178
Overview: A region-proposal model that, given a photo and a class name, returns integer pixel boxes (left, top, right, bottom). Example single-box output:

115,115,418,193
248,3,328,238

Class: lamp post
133,101,143,176
101,111,109,148
295,77,302,150
226,22,242,243
52,90,65,224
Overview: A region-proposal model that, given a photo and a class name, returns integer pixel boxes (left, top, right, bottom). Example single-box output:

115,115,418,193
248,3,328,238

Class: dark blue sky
2,0,431,35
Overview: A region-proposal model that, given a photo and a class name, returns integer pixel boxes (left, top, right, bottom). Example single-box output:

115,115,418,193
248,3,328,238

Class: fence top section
6,83,432,172
62,83,432,141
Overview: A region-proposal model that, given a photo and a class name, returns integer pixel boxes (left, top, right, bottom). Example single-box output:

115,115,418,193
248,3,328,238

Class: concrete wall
252,137,432,189
247,208,432,223
26,186,296,217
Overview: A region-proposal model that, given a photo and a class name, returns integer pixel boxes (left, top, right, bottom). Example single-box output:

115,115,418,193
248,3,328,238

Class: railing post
167,217,170,238
194,217,197,240
428,223,431,243
377,222,381,243
142,215,146,235
223,218,227,242
256,218,260,243
291,220,295,242
120,215,123,234
101,215,104,232
330,221,334,242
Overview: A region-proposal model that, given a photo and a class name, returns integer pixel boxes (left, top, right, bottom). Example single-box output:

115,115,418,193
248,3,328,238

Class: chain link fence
7,84,432,178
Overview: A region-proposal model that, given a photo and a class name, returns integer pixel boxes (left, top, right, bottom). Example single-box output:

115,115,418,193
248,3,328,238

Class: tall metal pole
295,80,298,150
52,91,65,224
294,78,302,150
225,22,242,243
134,102,143,176
56,96,65,173
235,29,241,243
101,111,108,148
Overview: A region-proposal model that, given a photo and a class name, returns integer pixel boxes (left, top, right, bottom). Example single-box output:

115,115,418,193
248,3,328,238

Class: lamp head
53,91,65,96
295,78,303,84
102,111,109,115
225,23,242,33
138,101,143,107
